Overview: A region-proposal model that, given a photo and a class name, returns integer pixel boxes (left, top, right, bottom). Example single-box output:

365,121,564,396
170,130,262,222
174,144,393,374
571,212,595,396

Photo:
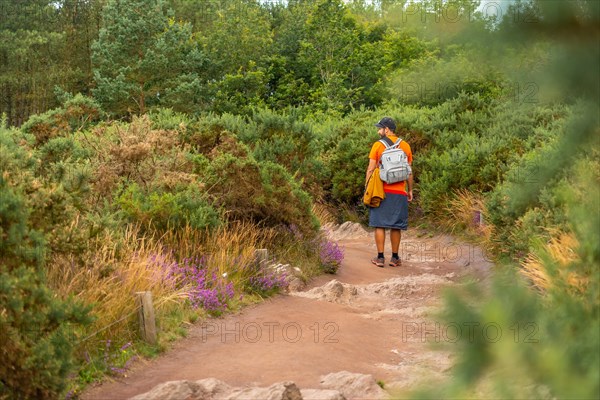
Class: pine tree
92,0,206,115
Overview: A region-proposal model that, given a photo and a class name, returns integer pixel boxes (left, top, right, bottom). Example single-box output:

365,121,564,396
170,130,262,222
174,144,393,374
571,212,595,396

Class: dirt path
83,225,492,399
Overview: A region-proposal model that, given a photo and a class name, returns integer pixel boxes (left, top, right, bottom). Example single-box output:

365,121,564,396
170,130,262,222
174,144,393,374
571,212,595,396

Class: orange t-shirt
369,134,413,195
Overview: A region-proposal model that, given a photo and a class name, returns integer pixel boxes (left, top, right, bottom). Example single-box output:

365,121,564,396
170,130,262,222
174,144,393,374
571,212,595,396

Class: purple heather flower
249,270,289,293
167,254,235,312
318,238,344,273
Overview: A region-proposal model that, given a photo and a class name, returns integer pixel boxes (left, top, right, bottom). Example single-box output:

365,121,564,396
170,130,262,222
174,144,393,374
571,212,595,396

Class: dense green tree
0,30,62,126
56,0,104,97
210,65,269,114
199,0,273,77
266,0,314,109
298,0,364,112
187,0,274,113
267,0,431,113
0,1,64,126
0,1,103,126
92,0,207,115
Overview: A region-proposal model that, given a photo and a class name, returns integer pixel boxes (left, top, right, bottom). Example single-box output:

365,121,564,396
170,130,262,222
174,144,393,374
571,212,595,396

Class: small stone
320,371,388,399
288,278,305,292
301,389,346,400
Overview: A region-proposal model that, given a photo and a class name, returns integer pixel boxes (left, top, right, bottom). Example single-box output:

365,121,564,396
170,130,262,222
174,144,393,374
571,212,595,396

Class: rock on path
131,371,386,400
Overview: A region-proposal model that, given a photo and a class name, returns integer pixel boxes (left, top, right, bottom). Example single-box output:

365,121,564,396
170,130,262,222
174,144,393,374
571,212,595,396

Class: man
365,117,413,267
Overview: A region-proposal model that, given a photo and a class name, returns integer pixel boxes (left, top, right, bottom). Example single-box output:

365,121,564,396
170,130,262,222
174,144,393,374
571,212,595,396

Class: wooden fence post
254,248,268,268
135,291,157,345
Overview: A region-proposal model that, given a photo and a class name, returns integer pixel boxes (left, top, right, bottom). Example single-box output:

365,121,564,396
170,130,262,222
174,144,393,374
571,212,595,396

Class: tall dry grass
45,221,281,351
443,189,494,242
312,203,337,226
46,226,189,346
520,232,585,293
160,221,279,287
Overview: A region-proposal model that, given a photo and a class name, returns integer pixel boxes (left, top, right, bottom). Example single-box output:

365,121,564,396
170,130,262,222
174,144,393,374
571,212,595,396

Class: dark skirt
369,193,408,230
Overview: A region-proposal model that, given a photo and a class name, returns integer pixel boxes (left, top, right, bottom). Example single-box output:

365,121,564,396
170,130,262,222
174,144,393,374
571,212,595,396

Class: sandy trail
83,225,491,399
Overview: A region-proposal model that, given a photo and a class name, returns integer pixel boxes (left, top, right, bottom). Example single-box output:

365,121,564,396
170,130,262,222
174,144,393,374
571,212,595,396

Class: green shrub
1,126,91,399
243,109,328,197
259,161,319,233
202,134,318,235
21,94,104,145
210,68,269,115
148,107,193,131
319,110,381,205
187,110,328,199
117,183,221,231
419,156,600,395
179,113,245,155
2,119,94,258
38,137,91,167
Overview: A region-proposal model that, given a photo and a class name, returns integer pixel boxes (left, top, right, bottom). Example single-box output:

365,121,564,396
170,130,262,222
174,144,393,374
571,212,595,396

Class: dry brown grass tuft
443,189,494,242
312,203,337,226
520,232,585,293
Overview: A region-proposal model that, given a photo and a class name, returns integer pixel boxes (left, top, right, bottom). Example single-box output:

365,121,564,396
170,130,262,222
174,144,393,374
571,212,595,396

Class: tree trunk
139,83,145,114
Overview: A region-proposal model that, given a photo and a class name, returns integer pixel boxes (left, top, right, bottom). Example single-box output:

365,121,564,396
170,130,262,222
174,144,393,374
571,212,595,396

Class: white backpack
378,137,411,183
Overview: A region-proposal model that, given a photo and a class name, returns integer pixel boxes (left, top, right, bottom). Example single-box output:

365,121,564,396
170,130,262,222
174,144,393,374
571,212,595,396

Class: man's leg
371,228,386,267
390,229,402,266
375,227,386,253
390,229,401,253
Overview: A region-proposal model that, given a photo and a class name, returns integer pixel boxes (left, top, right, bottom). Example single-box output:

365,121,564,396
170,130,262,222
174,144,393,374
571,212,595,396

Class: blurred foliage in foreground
404,1,599,398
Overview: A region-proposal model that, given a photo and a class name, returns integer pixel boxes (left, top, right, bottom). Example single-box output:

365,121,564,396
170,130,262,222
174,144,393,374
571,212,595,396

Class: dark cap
375,117,396,132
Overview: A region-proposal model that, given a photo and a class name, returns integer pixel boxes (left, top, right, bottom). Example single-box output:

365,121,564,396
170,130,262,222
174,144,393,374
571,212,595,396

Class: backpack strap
379,137,402,149
379,136,395,148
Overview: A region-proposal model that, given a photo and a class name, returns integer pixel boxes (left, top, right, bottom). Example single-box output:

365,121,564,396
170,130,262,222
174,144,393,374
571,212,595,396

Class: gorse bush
197,126,319,235
185,109,329,199
1,125,91,399
241,109,327,197
415,97,567,217
322,93,569,231
117,184,220,231
21,94,104,145
58,114,319,235
148,107,193,131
